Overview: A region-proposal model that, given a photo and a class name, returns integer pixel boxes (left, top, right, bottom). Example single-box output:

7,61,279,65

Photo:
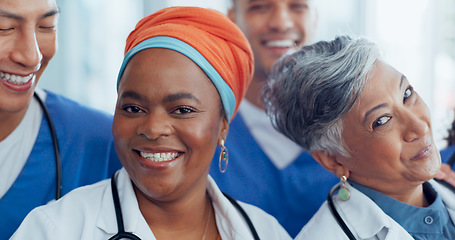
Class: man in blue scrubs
0,0,121,238
209,0,338,237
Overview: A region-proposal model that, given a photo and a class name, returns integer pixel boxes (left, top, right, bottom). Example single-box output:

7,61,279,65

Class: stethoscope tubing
109,172,141,240
327,184,357,240
34,92,62,200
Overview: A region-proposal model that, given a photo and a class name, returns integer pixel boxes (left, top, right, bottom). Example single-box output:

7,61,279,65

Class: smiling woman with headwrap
11,7,291,240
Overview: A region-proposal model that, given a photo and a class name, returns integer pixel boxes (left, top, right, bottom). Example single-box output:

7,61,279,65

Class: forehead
0,0,58,18
347,61,403,119
119,48,217,95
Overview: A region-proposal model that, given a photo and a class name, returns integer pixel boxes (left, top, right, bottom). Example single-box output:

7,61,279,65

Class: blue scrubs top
351,181,455,240
441,145,455,167
0,90,122,239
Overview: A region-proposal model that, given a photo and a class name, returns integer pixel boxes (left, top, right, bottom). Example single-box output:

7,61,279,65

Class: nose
137,111,174,140
268,5,293,31
403,109,430,142
10,31,43,69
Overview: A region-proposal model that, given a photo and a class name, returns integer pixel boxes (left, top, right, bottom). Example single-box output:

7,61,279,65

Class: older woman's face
340,60,440,193
113,48,228,202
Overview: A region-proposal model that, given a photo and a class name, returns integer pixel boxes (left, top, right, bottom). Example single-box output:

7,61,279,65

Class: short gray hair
263,36,380,157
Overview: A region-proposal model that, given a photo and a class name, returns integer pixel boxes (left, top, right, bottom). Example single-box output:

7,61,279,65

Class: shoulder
440,145,455,163
44,90,114,138
37,179,110,218
294,201,343,239
237,201,292,239
44,90,113,124
11,179,111,239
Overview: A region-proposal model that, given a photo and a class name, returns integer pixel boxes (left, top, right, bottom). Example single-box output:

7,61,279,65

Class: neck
371,182,429,207
395,184,429,207
135,185,218,239
244,71,268,111
0,108,28,141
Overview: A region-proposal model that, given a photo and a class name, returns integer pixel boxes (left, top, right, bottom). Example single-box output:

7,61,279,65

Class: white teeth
0,71,33,85
265,40,295,48
140,152,180,162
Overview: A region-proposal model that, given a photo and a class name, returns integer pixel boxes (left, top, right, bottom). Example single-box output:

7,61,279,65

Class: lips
0,71,35,91
410,144,433,161
262,38,299,57
135,149,182,170
139,151,181,162
264,39,296,48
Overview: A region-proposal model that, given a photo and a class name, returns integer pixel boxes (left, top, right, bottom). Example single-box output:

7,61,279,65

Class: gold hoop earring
338,175,350,201
219,139,229,173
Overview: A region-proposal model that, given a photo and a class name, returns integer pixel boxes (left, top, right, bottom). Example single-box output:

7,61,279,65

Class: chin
424,157,442,180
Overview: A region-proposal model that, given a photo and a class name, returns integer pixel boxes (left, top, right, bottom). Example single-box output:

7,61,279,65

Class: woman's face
113,48,228,202
339,60,440,193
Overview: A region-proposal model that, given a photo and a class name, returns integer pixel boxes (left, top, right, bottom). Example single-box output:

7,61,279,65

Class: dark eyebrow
0,10,22,20
0,8,59,21
119,91,146,101
163,92,200,104
119,91,200,104
363,103,387,125
247,0,267,3
43,9,60,18
399,74,406,89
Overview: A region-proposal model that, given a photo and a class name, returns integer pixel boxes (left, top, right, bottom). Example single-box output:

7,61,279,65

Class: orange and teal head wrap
117,6,254,122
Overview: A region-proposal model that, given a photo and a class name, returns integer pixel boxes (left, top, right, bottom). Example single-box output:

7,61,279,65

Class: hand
435,163,455,187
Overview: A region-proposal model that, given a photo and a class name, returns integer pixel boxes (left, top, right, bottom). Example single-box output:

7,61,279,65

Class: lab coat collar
207,175,254,239
333,182,411,239
96,168,155,238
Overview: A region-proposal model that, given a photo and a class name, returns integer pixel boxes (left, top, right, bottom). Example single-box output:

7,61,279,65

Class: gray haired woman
263,36,455,240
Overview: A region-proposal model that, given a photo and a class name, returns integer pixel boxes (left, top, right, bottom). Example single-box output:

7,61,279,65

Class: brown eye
123,106,144,113
372,116,391,129
172,106,195,115
403,86,413,102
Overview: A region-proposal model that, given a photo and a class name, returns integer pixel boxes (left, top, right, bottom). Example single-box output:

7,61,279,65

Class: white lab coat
295,180,455,240
11,168,291,240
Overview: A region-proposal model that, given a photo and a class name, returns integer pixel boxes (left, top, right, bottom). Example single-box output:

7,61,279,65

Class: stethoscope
109,171,261,240
327,184,356,240
34,92,62,200
328,151,455,240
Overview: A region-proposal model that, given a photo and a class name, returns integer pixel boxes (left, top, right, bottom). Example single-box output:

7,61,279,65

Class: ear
218,118,229,146
227,8,236,23
312,150,349,179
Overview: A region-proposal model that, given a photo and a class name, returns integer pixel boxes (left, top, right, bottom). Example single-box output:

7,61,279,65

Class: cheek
112,116,134,150
353,134,399,156
344,127,401,165
187,121,220,146
183,118,222,158
242,16,263,37
416,99,432,126
37,34,57,61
